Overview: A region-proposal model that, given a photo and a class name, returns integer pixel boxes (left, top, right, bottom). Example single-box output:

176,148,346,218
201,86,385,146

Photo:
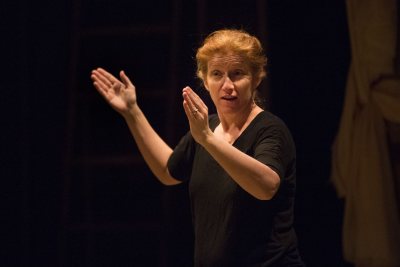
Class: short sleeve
167,131,196,181
253,122,296,181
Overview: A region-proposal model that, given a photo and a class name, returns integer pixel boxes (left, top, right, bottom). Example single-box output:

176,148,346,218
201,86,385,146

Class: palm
107,83,136,112
91,68,137,115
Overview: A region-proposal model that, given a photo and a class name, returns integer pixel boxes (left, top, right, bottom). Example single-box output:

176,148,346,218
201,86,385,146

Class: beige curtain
331,0,400,266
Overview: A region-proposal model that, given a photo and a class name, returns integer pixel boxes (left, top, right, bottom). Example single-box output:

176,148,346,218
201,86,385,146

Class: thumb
120,70,133,87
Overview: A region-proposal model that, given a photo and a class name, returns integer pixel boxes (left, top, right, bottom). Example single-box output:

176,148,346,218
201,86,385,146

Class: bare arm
195,133,280,200
91,68,181,185
182,87,280,200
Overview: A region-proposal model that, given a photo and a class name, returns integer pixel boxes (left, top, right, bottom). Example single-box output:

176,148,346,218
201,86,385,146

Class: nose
221,76,234,92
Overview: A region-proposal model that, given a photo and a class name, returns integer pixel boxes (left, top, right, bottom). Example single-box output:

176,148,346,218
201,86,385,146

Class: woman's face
204,53,260,115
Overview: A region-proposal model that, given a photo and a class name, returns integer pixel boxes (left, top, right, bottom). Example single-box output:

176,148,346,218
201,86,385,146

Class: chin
218,105,240,115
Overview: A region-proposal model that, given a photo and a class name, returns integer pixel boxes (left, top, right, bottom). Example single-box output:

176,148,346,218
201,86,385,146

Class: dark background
5,0,352,266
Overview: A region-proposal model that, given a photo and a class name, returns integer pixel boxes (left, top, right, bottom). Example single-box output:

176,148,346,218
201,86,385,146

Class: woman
91,29,304,266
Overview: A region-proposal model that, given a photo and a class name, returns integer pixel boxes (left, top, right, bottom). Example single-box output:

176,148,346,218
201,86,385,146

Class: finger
185,87,204,109
93,81,109,99
183,86,206,113
182,89,198,114
91,71,109,92
91,75,110,100
94,69,126,96
119,70,133,88
192,91,207,110
97,68,120,86
182,100,192,119
186,98,202,120
92,69,114,88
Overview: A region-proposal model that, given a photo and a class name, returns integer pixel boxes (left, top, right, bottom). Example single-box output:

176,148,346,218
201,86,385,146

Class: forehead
208,53,249,69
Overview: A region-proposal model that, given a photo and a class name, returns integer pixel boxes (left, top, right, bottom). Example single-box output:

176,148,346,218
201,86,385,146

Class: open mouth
221,95,237,101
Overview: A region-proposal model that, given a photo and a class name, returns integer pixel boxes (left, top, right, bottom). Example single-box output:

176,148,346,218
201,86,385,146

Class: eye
210,70,222,78
233,69,244,76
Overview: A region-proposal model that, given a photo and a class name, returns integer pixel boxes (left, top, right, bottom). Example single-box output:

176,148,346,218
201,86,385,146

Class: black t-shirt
167,111,304,267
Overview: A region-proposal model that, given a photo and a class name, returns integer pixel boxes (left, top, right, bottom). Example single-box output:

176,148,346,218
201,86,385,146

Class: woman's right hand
91,68,137,116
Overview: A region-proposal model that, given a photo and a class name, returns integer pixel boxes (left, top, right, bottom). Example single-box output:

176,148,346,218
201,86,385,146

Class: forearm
200,134,280,200
123,105,180,185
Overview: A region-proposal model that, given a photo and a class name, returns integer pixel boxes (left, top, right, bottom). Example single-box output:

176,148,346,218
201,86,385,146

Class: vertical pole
59,0,81,266
162,1,182,266
197,0,207,37
165,0,182,144
395,0,400,73
257,0,271,109
18,0,31,265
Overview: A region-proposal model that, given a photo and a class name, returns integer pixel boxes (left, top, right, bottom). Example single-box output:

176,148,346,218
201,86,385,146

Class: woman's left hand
182,86,212,144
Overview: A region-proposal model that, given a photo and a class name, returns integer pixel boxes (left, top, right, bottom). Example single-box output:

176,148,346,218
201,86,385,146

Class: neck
217,103,262,132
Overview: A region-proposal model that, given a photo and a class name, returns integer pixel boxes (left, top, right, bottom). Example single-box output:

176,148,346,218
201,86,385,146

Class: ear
203,79,210,91
252,76,262,91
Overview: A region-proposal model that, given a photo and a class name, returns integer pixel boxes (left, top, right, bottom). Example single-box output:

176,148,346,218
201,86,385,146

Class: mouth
221,95,237,101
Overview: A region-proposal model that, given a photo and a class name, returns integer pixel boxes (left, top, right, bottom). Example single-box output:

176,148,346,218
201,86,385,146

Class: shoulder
251,111,296,153
254,111,292,135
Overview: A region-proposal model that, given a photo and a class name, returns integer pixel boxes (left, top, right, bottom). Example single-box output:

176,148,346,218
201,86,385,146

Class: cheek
238,80,254,94
207,84,223,102
206,80,220,92
204,77,220,91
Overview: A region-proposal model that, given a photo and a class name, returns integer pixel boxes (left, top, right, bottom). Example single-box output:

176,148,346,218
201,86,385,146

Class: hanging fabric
331,0,400,266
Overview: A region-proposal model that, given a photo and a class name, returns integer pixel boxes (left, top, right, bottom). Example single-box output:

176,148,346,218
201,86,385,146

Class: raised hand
91,68,137,116
182,86,212,144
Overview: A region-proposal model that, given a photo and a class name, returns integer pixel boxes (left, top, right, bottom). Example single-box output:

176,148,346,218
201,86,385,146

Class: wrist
122,104,141,121
197,129,215,148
